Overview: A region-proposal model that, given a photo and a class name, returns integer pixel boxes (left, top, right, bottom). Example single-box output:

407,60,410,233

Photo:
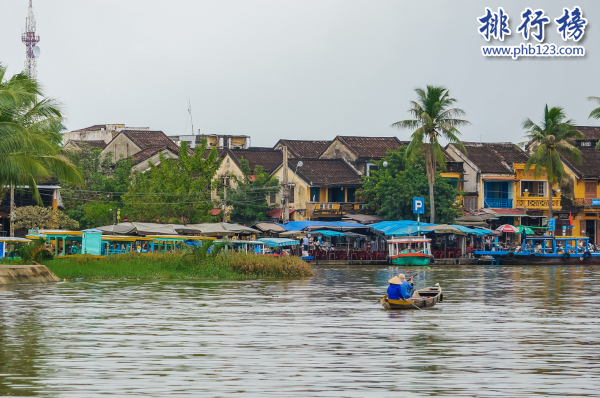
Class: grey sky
1,0,599,147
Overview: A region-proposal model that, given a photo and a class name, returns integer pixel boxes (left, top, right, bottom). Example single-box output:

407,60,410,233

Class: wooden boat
387,236,434,266
379,284,443,310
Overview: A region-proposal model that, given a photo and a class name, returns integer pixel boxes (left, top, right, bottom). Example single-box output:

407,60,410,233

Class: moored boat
387,236,433,266
474,236,600,265
380,284,443,310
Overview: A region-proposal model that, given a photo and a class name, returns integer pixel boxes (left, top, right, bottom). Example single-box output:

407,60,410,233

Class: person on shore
303,236,309,251
387,274,414,300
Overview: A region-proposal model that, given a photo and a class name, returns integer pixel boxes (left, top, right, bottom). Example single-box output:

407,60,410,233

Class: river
1,264,599,397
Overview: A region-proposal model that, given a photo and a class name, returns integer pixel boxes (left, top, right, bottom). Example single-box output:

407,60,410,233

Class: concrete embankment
0,264,61,285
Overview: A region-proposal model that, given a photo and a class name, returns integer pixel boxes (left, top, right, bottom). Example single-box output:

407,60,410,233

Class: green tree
60,144,133,228
0,63,82,201
392,86,469,223
122,139,221,223
523,105,583,218
587,96,600,149
225,158,280,225
357,147,463,223
13,206,79,230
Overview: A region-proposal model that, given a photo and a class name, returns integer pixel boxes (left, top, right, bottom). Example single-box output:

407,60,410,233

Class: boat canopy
311,230,344,237
450,225,493,236
257,238,300,247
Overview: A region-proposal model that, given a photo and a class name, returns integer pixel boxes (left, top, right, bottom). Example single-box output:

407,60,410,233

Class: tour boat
380,284,443,310
387,236,434,266
474,236,600,265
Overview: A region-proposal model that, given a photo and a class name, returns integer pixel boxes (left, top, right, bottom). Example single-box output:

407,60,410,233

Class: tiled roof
132,147,178,166
289,159,361,187
70,124,108,132
562,126,600,178
230,148,283,173
575,126,600,141
459,142,528,174
275,139,332,158
120,130,180,153
335,136,405,159
66,140,108,150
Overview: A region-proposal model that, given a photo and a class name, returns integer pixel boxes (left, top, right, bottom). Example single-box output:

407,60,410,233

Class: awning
257,238,300,247
483,208,528,217
266,208,295,218
482,177,517,181
311,230,344,237
423,224,467,236
209,209,222,216
450,225,492,236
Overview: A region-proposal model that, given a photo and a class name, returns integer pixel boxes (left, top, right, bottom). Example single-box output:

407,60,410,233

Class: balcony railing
308,202,370,214
484,198,513,208
515,196,561,209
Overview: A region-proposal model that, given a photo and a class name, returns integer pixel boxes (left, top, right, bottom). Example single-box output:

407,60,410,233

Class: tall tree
392,86,469,223
587,96,600,149
225,158,280,225
0,63,82,201
122,140,221,223
61,144,133,228
523,105,583,218
357,148,463,223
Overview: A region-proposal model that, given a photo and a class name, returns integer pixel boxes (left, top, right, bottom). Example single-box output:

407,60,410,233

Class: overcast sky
1,0,599,146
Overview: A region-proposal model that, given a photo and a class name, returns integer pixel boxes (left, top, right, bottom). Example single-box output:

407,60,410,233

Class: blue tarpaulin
279,221,368,231
370,220,436,236
311,230,344,237
257,238,300,247
450,225,493,236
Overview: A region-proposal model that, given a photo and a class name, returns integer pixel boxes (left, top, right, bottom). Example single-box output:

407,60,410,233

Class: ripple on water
1,264,600,397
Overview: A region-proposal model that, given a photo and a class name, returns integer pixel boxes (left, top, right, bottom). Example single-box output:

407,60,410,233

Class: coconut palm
523,105,583,219
392,86,469,223
587,96,600,149
0,63,82,203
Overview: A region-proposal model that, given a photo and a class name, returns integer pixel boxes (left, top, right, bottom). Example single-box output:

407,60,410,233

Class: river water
1,264,599,397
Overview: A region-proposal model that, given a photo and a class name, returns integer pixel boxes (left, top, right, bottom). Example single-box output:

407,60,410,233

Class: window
289,188,295,204
269,193,276,204
366,163,378,176
484,181,512,208
521,181,546,196
464,197,478,212
310,187,320,202
328,187,344,203
346,188,356,202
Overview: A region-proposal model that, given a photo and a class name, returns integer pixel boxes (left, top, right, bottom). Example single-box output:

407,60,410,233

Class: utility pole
282,146,289,223
222,178,228,223
9,185,15,237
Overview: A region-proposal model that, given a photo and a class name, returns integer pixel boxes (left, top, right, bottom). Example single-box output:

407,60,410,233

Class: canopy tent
516,225,535,235
95,223,137,235
423,224,467,236
341,214,388,224
257,238,300,247
311,230,344,237
186,223,236,237
129,223,180,236
370,220,436,237
253,222,286,233
450,225,493,236
279,221,369,232
279,230,306,238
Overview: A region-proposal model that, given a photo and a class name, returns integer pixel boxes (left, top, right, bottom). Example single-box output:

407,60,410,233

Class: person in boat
387,274,414,300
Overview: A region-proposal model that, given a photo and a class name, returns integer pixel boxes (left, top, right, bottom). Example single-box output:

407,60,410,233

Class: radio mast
22,0,40,79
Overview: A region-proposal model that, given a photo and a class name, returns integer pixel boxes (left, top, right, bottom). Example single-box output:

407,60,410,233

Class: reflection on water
1,264,600,397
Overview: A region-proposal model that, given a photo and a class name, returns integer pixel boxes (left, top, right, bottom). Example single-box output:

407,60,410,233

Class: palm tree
587,96,600,149
0,63,82,202
392,86,469,223
523,105,583,219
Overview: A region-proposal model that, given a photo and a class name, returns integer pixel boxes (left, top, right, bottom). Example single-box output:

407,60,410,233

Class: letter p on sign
413,197,425,214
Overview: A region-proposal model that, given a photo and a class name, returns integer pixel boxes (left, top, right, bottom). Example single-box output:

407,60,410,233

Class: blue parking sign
548,218,556,230
413,197,425,214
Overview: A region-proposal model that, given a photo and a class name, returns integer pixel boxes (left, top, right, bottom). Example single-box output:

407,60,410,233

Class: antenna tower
22,0,40,79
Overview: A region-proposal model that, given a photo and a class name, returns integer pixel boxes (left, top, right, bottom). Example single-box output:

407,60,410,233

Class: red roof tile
289,159,362,187
335,136,405,159
275,139,332,158
70,124,109,132
66,140,108,150
119,130,180,153
229,148,283,173
459,142,528,174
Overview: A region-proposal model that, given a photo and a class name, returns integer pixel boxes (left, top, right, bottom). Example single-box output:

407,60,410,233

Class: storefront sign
592,199,600,206
548,218,556,230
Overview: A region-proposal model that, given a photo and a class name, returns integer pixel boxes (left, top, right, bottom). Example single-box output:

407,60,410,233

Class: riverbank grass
43,252,314,281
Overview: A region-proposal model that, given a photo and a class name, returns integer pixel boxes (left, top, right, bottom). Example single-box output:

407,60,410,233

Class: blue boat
474,236,600,264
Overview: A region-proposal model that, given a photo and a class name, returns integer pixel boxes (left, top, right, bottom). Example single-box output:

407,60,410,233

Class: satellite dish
33,46,40,58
